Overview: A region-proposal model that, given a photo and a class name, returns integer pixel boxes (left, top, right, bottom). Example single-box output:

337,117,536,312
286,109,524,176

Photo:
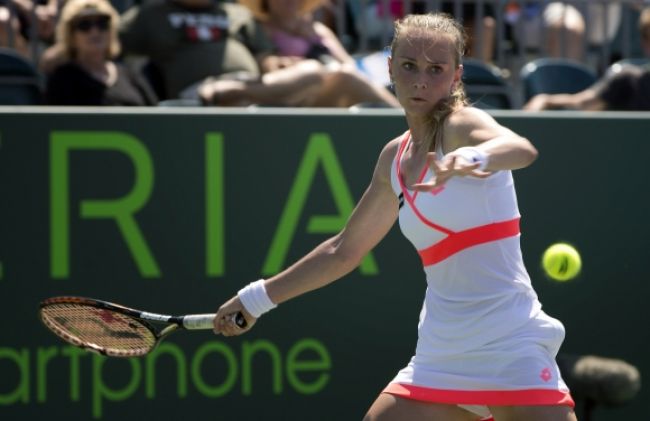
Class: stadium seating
604,58,650,79
519,57,597,102
0,48,43,105
462,58,513,110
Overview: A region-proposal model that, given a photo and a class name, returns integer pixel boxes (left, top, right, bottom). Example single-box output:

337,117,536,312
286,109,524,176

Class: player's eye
402,62,415,71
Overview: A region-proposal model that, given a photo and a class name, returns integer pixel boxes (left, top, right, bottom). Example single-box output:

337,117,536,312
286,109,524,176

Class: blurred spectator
0,0,58,59
243,0,355,68
441,1,496,63
349,1,495,62
119,0,270,101
585,1,621,53
524,5,650,112
640,6,650,57
234,0,399,106
352,0,400,47
523,64,650,111
119,0,398,107
505,1,585,61
313,0,357,50
45,0,157,105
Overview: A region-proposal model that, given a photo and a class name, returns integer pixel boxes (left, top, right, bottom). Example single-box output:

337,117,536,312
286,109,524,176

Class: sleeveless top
385,131,573,407
391,131,542,355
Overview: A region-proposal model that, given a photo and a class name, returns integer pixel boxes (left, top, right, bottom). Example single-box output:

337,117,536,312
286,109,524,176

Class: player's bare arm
447,107,538,171
214,138,401,336
411,108,538,192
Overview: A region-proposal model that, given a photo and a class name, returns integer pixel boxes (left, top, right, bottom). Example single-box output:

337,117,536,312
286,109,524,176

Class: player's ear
455,64,463,84
450,64,463,93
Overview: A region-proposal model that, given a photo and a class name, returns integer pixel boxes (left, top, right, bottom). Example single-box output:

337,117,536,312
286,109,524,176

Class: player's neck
407,123,433,151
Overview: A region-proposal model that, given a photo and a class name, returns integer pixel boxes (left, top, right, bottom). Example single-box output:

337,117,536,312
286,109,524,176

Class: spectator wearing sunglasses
44,0,156,105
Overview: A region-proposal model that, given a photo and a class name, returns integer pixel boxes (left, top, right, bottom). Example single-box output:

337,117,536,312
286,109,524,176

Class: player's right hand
213,296,256,336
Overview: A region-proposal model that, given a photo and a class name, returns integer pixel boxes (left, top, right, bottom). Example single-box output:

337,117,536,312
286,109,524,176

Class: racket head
39,296,159,357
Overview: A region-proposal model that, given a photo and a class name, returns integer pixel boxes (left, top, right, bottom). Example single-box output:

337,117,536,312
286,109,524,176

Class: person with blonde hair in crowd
44,0,156,105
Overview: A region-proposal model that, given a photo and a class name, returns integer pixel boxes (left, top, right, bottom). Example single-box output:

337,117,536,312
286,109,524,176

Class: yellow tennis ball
542,243,582,282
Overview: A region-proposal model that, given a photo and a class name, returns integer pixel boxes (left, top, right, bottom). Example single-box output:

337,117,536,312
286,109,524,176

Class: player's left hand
411,151,491,191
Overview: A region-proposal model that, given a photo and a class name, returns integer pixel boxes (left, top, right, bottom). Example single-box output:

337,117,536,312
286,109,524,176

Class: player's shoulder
445,106,501,136
369,132,403,173
384,133,405,149
447,106,494,127
371,134,404,184
379,132,407,161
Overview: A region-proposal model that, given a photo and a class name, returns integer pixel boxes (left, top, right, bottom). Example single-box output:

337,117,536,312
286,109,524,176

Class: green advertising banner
0,108,648,420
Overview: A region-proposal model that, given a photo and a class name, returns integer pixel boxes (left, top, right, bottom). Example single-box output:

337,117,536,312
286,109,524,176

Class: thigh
489,405,577,421
363,393,480,421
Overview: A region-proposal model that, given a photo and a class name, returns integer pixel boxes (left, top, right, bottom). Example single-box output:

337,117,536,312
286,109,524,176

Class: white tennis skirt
384,310,575,415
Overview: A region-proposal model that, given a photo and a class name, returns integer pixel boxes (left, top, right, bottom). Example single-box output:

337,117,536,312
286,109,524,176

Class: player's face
389,30,462,117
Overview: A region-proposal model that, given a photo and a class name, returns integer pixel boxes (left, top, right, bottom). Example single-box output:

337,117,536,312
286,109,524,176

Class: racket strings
40,303,156,357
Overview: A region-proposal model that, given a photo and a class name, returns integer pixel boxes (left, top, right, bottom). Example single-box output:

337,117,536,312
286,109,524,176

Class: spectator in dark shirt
119,0,270,101
45,0,156,105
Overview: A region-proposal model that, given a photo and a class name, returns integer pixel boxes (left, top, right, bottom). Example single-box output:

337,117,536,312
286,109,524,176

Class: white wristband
452,147,489,171
238,279,277,318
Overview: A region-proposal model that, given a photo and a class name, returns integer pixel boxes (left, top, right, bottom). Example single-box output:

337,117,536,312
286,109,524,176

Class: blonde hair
390,13,468,148
56,0,121,60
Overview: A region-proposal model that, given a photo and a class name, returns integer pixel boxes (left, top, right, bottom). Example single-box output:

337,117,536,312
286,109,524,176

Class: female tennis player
214,12,576,421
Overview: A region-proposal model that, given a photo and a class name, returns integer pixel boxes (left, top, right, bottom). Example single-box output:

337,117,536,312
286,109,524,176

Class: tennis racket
39,296,246,358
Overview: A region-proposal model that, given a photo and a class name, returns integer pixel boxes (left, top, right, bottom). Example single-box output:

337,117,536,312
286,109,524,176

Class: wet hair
390,13,468,148
56,0,121,60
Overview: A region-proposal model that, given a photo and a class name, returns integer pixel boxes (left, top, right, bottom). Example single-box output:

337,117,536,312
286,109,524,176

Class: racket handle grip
182,314,217,330
182,313,248,330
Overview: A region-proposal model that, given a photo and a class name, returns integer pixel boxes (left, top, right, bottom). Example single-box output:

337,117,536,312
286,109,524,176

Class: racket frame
39,296,221,357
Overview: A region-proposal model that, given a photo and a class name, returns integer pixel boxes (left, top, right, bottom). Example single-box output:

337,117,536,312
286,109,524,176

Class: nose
413,74,428,90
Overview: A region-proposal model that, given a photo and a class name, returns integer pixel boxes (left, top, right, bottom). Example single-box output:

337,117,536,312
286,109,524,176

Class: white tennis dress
384,132,574,418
